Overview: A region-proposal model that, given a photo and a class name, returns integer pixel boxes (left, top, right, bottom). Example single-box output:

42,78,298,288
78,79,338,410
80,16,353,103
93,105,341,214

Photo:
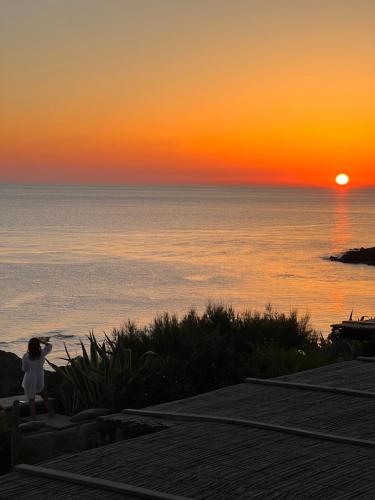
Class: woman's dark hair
28,337,41,360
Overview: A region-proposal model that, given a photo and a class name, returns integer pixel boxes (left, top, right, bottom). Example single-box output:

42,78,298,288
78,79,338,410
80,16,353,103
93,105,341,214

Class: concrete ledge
16,463,195,500
122,408,375,449
0,394,43,410
245,377,375,399
32,413,77,430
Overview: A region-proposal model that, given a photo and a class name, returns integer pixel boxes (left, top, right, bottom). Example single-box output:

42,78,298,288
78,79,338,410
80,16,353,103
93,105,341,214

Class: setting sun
335,173,350,186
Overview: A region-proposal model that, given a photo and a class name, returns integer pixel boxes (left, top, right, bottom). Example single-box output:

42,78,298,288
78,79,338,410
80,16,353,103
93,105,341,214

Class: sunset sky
1,0,374,186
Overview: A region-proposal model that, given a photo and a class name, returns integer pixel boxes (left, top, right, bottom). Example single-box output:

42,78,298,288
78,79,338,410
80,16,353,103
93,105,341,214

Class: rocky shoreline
330,246,375,266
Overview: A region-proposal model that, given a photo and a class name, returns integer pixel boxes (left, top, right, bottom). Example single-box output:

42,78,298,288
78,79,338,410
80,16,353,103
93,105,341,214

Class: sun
335,173,350,186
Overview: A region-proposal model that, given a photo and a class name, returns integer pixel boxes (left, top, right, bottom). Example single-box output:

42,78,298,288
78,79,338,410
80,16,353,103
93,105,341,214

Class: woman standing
22,337,54,419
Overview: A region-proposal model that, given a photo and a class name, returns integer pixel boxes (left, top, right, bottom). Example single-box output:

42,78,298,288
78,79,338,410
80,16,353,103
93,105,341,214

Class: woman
22,337,54,419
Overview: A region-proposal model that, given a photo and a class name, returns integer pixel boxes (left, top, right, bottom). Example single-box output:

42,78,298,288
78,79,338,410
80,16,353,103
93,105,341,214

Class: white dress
22,344,52,400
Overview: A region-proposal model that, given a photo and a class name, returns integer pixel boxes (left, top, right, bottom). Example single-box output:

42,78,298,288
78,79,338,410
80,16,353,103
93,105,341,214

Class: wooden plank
245,377,375,398
143,382,375,441
16,464,196,500
0,472,134,499
357,356,375,363
122,408,375,449
277,360,375,391
34,421,375,499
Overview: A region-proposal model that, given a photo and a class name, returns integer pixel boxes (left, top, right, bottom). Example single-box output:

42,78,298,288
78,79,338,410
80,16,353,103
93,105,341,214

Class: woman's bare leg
40,388,54,417
29,399,36,420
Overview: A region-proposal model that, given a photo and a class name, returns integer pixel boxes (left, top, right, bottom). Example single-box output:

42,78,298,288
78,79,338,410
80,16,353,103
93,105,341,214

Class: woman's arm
41,342,52,355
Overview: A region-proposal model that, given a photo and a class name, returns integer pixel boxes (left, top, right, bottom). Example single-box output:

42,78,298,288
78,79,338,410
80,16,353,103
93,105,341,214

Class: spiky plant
49,331,156,414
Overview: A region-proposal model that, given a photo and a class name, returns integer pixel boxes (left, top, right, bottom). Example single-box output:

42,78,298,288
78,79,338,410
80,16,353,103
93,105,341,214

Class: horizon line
0,182,374,190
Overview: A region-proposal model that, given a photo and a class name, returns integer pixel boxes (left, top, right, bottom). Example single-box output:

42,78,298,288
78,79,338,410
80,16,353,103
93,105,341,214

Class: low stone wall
20,421,103,463
18,417,164,464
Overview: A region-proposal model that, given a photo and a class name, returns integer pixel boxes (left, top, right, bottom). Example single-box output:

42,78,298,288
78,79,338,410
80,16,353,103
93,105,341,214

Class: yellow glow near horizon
335,173,350,186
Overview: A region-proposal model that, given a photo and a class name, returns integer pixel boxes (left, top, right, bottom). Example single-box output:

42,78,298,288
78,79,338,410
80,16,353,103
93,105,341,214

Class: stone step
21,413,77,430
0,394,56,414
0,394,44,410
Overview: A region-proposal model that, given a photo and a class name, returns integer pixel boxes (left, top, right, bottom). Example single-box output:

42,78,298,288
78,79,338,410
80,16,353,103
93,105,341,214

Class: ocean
1,185,375,362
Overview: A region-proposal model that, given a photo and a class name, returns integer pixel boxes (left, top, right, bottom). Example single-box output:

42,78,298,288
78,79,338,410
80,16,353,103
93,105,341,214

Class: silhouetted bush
109,304,327,407
54,304,331,412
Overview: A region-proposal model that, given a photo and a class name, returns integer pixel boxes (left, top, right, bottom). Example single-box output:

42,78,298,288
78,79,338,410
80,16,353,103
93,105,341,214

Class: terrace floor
2,358,375,499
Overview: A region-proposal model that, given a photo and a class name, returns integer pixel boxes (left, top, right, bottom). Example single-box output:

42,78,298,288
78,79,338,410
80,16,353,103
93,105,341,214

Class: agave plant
49,331,156,415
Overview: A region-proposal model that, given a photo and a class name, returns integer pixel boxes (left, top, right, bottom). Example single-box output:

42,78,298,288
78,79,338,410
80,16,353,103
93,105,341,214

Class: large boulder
0,350,22,397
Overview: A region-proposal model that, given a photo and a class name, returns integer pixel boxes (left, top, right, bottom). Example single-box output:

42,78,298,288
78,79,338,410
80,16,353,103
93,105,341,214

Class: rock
0,350,61,399
19,421,46,433
0,351,22,397
70,408,112,422
330,247,375,266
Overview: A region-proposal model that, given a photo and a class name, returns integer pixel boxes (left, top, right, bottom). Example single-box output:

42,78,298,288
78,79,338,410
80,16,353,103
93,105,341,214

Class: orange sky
1,0,375,186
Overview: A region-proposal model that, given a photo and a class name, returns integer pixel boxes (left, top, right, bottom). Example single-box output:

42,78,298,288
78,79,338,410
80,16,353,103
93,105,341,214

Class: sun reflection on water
332,190,351,255
330,190,353,317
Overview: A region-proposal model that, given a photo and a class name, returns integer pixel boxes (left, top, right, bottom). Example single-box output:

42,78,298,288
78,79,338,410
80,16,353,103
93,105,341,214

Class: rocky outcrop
330,247,375,266
0,350,60,399
0,351,22,397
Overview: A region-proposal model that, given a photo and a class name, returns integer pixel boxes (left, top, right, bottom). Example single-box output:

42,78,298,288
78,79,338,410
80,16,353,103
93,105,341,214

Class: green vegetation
49,332,156,415
52,304,332,414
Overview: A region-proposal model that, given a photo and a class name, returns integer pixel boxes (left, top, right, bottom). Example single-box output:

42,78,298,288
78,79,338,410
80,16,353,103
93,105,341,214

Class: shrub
54,304,329,413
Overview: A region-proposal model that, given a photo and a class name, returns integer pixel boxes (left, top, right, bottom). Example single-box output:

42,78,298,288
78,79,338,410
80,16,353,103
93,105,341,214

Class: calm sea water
1,185,375,362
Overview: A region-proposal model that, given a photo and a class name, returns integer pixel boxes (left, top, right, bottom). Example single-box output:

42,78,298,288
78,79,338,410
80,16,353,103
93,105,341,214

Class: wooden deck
2,358,375,498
